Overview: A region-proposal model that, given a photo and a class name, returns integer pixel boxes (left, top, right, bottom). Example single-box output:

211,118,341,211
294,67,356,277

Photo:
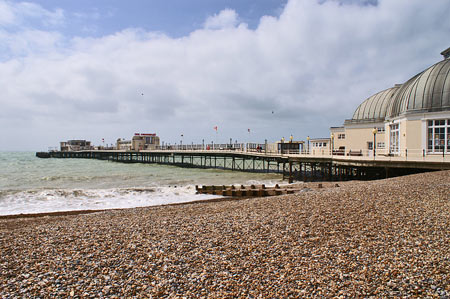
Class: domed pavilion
330,47,450,157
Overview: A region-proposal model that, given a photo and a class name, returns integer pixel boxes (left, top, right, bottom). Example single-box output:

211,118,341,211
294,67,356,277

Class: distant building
116,139,132,151
132,133,160,151
60,140,92,152
331,47,450,157
276,140,304,154
309,138,330,155
330,127,346,154
272,135,305,154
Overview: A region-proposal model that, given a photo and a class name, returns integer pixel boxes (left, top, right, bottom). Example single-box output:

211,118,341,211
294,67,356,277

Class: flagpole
213,126,218,150
248,129,250,152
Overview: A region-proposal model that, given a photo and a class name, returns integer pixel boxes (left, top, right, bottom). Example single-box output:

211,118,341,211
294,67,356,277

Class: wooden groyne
195,184,305,197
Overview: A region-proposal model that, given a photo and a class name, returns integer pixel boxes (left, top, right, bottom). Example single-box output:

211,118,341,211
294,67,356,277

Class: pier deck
36,149,450,182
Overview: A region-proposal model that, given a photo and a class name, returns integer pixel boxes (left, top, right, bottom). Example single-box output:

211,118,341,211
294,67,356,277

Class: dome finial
441,46,450,59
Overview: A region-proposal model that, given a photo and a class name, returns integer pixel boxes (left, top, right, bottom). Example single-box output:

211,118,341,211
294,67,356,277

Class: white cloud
0,1,15,25
0,0,449,150
0,0,64,27
0,0,65,60
204,9,239,30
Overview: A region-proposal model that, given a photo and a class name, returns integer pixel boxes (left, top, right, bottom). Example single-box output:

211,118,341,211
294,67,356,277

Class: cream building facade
132,133,160,151
331,47,450,158
309,138,331,155
60,140,92,152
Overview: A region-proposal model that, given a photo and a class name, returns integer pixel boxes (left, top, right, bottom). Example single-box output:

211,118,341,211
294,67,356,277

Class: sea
0,152,283,216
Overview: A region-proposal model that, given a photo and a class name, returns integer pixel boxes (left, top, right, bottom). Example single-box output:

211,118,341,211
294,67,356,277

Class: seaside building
331,46,450,157
132,133,160,151
274,137,304,154
116,139,132,151
329,127,346,155
60,140,92,152
309,138,331,155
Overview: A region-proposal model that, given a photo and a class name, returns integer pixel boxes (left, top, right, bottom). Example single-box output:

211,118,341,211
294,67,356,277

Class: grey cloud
1,0,450,150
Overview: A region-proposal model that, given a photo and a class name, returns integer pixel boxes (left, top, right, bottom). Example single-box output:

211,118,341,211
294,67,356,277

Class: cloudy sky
1,0,449,151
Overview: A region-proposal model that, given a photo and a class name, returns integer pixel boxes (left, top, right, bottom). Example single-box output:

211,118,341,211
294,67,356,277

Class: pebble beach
1,170,449,298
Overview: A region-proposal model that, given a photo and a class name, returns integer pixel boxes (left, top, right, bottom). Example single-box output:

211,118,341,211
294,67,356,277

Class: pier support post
289,161,293,183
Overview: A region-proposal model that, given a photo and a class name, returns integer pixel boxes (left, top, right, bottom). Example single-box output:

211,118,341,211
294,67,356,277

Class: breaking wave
0,186,217,216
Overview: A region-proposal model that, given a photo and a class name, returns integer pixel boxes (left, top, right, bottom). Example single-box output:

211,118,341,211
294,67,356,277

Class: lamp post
281,137,285,154
289,135,293,154
372,128,377,158
330,133,334,156
202,139,204,150
307,136,310,154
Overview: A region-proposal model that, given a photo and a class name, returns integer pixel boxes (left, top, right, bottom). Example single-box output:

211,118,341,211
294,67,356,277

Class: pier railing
151,143,449,164
39,145,449,183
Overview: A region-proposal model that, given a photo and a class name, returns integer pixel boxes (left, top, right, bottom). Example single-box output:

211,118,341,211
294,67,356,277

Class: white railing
287,148,450,163
101,143,449,164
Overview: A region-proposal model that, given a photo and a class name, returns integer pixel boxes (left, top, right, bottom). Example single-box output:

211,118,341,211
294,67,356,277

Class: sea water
0,152,282,216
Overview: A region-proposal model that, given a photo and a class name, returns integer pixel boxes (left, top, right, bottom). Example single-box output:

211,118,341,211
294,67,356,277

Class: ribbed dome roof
348,48,450,123
351,86,399,121
388,58,450,117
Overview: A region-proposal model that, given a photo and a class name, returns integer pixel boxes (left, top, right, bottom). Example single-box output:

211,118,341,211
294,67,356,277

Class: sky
0,0,449,151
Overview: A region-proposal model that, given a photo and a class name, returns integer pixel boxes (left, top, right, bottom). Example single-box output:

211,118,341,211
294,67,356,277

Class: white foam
0,186,219,216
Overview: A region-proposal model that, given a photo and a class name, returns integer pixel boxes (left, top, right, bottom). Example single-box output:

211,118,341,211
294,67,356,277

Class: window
338,134,346,139
377,142,385,149
367,142,373,150
389,123,399,154
427,119,449,153
377,127,385,133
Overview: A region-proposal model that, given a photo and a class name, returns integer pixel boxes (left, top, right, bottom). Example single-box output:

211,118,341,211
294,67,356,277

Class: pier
36,149,450,182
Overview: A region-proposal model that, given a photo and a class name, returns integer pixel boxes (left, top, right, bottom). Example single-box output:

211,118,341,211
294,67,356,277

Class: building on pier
60,140,92,152
132,133,160,151
309,138,331,155
277,140,304,154
116,138,132,150
115,133,161,151
331,46,450,157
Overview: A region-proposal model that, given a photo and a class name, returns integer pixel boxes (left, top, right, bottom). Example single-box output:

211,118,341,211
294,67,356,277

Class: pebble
0,170,449,297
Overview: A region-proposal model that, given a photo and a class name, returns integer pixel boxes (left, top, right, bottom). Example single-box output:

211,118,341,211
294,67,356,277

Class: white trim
389,123,400,155
427,119,450,154
344,121,385,129
387,110,450,122
421,119,427,153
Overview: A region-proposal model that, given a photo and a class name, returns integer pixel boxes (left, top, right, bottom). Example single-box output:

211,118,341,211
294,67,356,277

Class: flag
213,126,218,131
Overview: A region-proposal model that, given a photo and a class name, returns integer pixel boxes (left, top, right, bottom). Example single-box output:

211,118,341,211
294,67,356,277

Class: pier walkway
38,148,450,182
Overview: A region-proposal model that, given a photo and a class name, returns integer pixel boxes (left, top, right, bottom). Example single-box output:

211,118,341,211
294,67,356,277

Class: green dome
388,57,450,118
349,47,450,123
351,87,399,122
